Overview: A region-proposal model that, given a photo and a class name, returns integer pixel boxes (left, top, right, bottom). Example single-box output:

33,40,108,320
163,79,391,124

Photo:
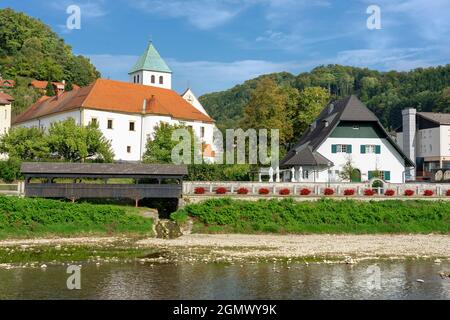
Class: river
0,260,449,299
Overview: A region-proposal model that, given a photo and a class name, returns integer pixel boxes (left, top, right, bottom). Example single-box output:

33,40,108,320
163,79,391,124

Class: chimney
402,108,416,179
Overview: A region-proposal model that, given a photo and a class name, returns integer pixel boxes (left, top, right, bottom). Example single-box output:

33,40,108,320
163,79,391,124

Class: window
200,126,205,138
129,121,135,131
303,170,309,179
332,144,352,154
107,119,113,129
90,118,98,126
151,75,155,84
133,75,136,83
127,146,131,153
369,171,391,181
159,76,164,84
137,75,140,83
429,144,432,152
361,144,381,154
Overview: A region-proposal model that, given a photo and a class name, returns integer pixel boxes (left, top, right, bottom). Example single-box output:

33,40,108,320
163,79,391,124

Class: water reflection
0,261,448,300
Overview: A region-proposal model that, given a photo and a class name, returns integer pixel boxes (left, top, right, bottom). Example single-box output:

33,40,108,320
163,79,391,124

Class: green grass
0,196,153,238
172,198,450,234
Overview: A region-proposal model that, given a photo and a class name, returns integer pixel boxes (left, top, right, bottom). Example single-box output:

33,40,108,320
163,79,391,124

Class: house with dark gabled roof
281,95,414,183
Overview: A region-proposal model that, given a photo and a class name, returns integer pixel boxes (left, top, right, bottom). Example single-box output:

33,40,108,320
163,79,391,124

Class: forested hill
0,8,100,113
200,64,450,131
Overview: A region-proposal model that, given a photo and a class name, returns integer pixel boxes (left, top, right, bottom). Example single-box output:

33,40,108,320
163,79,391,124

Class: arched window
159,76,164,84
137,74,140,83
133,75,136,83
151,75,155,83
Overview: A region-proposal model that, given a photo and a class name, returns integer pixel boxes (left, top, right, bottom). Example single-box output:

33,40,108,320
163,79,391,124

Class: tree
289,87,330,139
0,126,49,160
339,156,356,182
0,158,22,182
240,78,293,147
45,79,55,96
143,122,196,164
47,118,114,162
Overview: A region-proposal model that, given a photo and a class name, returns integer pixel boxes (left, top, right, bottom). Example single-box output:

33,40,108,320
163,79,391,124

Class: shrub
215,187,227,195
404,189,415,196
194,187,206,195
423,189,434,197
0,158,22,183
385,189,395,197
364,189,375,196
447,189,450,197
344,189,355,196
187,164,251,181
279,188,290,196
237,187,249,195
300,188,312,196
324,188,334,196
259,188,270,195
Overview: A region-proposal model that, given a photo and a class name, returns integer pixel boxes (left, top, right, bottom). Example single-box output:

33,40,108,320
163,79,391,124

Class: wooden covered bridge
21,162,188,206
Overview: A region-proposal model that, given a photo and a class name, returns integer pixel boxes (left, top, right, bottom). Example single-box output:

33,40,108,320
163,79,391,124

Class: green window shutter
375,145,381,154
384,171,391,181
347,145,352,154
332,145,337,153
368,171,374,180
360,145,366,154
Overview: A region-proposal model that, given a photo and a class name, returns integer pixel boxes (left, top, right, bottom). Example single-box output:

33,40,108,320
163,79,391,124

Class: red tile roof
0,79,15,88
14,79,214,124
0,92,14,104
30,80,66,90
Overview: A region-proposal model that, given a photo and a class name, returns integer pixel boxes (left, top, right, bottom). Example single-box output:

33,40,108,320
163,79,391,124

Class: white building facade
281,96,414,184
13,43,217,163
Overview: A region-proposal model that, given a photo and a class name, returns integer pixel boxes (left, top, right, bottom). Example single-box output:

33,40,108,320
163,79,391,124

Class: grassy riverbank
0,196,153,238
172,198,450,234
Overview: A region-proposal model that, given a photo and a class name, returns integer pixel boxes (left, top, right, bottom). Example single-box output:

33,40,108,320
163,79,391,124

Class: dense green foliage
0,196,152,237
0,158,22,183
187,164,252,181
0,119,114,163
0,8,100,114
200,64,450,132
172,198,450,234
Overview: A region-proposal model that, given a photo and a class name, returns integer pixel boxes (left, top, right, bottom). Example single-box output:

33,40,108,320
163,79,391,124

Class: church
13,42,217,162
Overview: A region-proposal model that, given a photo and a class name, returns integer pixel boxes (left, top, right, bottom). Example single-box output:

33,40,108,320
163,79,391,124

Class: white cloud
132,0,256,30
85,53,300,95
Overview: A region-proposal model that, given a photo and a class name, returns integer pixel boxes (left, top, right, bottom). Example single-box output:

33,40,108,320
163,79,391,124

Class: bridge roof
21,162,188,177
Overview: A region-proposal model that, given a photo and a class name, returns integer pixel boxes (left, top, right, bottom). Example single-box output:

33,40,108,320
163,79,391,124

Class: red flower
216,187,227,195
364,189,375,196
237,187,249,195
300,188,312,196
344,189,355,196
446,189,450,197
404,189,415,196
384,189,395,196
194,187,205,195
259,188,270,195
423,190,434,197
324,188,334,196
279,188,290,196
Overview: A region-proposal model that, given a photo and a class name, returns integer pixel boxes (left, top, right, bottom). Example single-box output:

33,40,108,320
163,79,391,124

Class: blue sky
1,0,449,95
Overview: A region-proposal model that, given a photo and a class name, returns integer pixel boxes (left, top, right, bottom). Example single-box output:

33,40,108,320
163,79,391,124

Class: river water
0,260,448,300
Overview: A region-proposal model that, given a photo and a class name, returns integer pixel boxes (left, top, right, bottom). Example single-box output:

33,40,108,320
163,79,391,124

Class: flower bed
259,188,270,195
237,187,249,195
300,188,312,196
215,187,228,195
404,189,415,197
323,188,334,196
384,189,395,197
447,189,450,197
279,188,290,196
423,189,434,197
364,189,375,196
344,189,355,196
194,187,206,195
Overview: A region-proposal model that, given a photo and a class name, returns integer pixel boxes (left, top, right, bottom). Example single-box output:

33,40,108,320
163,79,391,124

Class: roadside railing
0,182,23,196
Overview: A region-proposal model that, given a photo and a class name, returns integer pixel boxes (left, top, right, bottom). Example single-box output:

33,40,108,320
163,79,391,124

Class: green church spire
129,42,172,74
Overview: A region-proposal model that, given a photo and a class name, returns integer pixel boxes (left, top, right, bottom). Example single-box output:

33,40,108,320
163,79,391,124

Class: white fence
183,181,450,198
0,182,24,196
